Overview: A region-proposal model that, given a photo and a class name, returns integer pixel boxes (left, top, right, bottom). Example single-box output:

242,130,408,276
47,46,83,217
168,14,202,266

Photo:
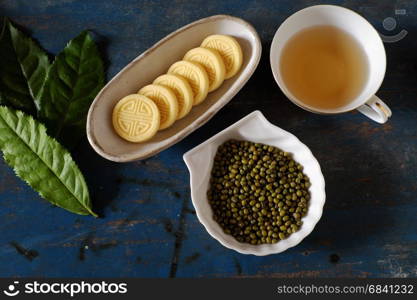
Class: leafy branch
0,18,105,216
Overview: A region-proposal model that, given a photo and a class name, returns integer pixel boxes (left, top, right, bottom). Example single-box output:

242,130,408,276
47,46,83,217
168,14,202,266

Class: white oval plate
183,111,326,255
87,15,262,162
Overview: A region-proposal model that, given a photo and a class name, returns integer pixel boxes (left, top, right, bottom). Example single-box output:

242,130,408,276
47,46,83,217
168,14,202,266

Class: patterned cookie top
184,47,226,92
201,35,243,79
168,60,209,105
153,74,193,120
138,84,178,130
112,94,160,142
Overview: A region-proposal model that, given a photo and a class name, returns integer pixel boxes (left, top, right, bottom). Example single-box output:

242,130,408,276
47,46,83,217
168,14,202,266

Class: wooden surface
0,0,416,278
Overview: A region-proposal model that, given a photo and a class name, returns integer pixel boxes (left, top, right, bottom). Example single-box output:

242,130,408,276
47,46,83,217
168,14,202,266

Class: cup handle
356,95,392,124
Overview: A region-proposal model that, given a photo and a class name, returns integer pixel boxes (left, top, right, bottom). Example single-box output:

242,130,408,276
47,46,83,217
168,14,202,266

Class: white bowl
183,111,326,255
87,15,262,162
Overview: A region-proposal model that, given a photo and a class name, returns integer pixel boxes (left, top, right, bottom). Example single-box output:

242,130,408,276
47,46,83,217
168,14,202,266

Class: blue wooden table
1,0,416,278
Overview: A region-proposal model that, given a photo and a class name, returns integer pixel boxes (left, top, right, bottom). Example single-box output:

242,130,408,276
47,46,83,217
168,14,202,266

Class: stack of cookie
112,35,243,143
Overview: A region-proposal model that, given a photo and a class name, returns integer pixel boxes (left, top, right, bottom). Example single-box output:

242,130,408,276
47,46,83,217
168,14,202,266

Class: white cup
270,5,392,124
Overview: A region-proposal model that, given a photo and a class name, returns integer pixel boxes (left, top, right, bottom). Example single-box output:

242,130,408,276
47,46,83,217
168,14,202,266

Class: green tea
280,25,369,110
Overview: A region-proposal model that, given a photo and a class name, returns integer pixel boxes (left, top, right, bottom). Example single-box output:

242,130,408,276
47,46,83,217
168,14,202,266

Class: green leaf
0,19,50,114
0,17,6,41
39,31,104,148
0,106,97,217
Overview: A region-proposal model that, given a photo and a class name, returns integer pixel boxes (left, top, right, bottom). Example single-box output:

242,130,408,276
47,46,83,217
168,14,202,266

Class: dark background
0,0,416,277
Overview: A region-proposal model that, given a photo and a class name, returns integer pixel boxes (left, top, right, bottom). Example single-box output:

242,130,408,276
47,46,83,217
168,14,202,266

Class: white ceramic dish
87,15,262,162
183,111,326,255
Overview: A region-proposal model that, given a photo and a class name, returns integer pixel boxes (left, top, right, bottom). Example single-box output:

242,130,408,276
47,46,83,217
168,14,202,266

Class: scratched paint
0,0,416,278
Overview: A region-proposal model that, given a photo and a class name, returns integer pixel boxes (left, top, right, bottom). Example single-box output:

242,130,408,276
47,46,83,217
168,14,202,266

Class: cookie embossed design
168,60,209,105
154,74,193,119
112,94,160,142
138,84,179,130
201,35,243,79
117,98,153,134
184,47,226,91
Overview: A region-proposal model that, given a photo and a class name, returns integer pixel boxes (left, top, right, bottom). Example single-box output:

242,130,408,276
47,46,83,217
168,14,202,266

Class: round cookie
153,74,193,119
112,94,160,143
167,60,209,105
201,34,243,79
183,47,226,92
138,84,179,130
